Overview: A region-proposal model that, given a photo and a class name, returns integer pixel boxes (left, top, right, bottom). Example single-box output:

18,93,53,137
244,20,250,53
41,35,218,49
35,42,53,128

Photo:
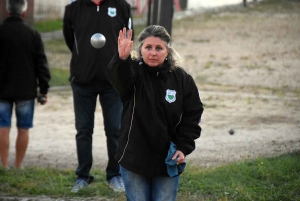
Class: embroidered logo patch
108,7,117,17
165,89,176,103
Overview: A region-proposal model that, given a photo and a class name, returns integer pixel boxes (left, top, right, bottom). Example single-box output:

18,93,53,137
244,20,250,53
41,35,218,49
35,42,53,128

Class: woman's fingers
118,28,133,60
118,28,125,41
172,150,185,164
119,28,133,42
122,27,126,39
127,29,133,40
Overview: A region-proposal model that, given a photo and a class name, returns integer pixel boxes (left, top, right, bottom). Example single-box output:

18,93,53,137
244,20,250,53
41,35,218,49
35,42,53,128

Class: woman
107,25,204,201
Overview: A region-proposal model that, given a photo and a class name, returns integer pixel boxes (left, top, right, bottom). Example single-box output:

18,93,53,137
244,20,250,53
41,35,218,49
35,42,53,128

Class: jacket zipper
174,113,183,133
118,87,137,163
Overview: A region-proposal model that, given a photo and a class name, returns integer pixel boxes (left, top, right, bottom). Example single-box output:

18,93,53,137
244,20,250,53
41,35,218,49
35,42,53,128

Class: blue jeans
0,99,34,128
71,83,122,182
120,166,180,201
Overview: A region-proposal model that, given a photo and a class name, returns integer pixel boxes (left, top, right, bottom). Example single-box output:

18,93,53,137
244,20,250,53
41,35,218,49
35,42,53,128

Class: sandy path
7,85,300,171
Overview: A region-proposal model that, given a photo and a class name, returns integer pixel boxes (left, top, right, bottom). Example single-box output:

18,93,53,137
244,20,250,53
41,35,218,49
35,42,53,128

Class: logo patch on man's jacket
165,89,176,103
108,7,117,17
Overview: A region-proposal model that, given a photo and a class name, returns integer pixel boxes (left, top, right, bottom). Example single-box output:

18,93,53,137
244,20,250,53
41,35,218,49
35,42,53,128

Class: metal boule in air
90,33,106,48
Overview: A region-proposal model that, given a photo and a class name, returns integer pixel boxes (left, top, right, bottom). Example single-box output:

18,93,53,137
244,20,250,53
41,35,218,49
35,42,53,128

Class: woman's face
141,36,168,67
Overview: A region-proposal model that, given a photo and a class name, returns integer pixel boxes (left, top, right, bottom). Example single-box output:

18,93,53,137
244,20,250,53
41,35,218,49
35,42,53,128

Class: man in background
63,0,134,192
0,0,51,169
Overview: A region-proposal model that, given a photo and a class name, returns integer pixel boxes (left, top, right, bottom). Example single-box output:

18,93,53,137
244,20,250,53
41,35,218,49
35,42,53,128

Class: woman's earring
165,57,168,61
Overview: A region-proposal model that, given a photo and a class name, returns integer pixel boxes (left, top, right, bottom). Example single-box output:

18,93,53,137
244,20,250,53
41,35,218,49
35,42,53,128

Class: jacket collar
84,0,106,3
4,16,23,23
140,59,171,75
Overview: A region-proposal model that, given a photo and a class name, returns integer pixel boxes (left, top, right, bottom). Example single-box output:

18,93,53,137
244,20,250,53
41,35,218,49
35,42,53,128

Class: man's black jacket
0,16,50,100
63,0,134,89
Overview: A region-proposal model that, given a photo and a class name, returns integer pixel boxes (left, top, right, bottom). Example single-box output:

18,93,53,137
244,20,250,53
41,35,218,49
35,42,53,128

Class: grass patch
34,18,146,34
49,68,70,87
44,39,70,54
250,0,300,13
1,152,299,200
34,19,63,33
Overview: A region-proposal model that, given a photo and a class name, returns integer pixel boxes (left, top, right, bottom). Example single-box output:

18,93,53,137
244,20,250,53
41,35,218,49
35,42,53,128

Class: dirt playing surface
6,0,300,182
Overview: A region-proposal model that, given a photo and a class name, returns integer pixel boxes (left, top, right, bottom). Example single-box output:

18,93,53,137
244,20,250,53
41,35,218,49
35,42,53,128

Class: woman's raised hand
118,27,133,60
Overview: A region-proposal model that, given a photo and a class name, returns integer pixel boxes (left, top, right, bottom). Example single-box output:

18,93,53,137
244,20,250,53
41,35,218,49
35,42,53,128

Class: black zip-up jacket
107,54,204,177
63,0,133,88
0,16,50,100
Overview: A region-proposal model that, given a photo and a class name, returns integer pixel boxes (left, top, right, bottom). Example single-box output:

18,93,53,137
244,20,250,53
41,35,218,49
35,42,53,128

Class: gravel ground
2,1,300,200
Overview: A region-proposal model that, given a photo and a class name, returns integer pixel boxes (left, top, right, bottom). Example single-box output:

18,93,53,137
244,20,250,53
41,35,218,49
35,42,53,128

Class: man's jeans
71,83,122,182
120,166,180,201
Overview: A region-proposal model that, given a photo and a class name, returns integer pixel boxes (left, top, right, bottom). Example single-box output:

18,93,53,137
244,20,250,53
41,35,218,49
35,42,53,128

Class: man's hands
118,28,133,60
37,94,47,105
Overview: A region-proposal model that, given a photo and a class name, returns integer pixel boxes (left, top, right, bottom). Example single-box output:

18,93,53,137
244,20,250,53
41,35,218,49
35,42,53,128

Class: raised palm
118,28,133,60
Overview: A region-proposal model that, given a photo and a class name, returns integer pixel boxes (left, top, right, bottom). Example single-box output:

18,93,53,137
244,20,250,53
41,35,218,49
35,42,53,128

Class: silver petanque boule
90,33,106,48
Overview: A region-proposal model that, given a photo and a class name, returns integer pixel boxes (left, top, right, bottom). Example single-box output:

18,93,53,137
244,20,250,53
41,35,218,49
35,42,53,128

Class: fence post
146,0,174,36
159,0,174,36
0,0,6,23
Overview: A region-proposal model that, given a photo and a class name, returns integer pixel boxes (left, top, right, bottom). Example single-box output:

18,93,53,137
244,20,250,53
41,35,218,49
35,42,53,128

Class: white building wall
187,0,243,9
33,0,246,21
33,0,138,20
34,0,70,20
